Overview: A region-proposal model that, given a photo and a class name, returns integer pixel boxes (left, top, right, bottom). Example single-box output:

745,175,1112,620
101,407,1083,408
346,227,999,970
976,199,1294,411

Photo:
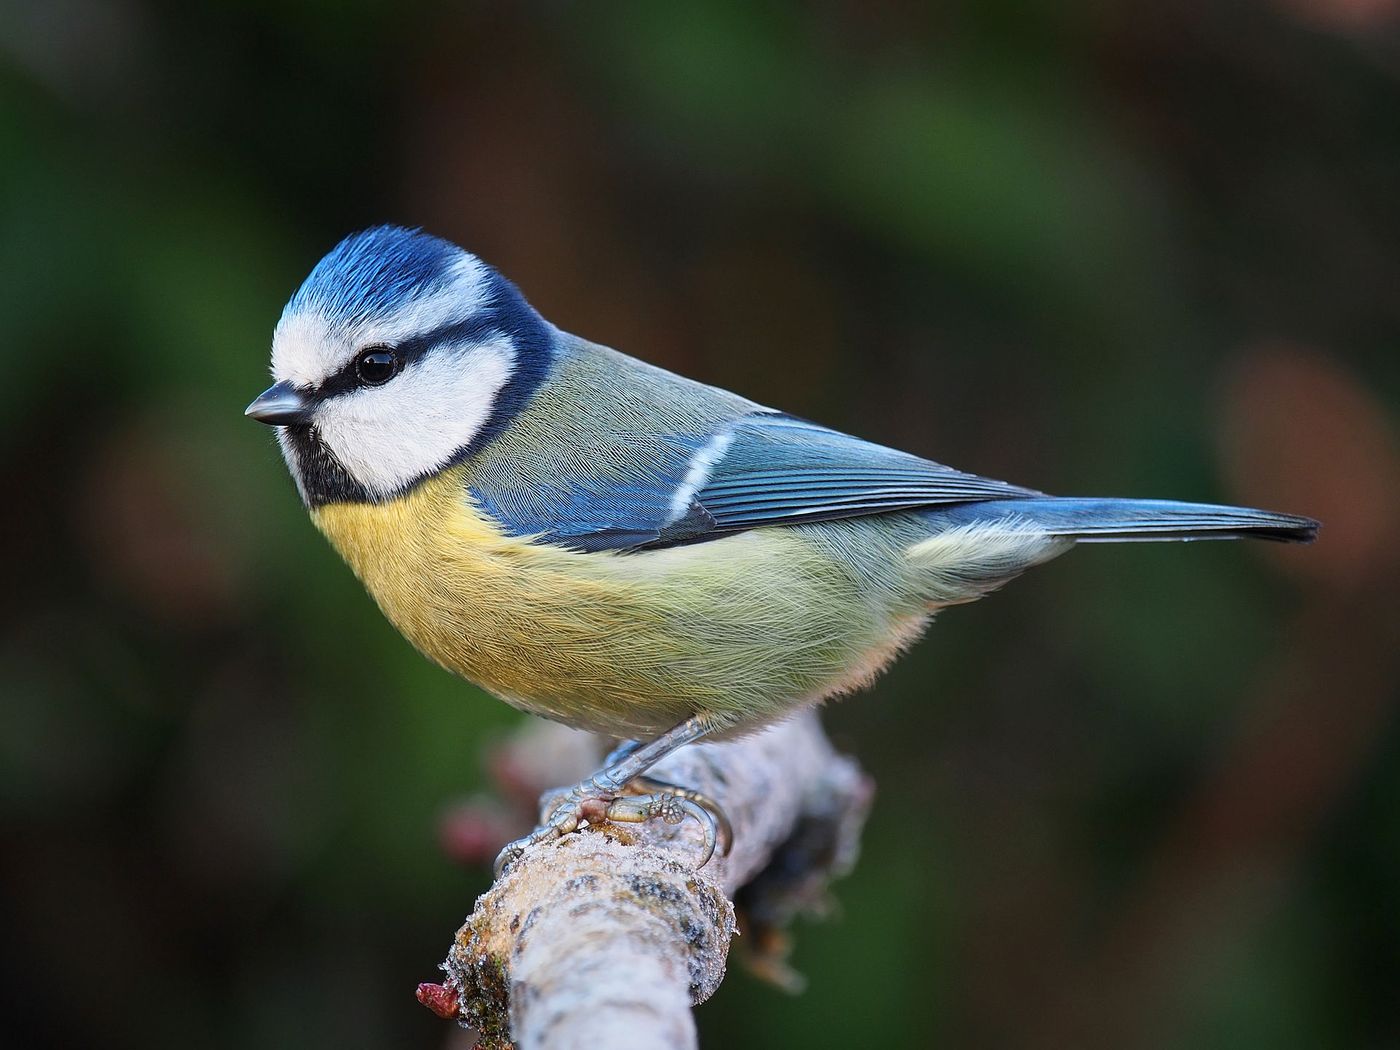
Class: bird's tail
935,497,1318,544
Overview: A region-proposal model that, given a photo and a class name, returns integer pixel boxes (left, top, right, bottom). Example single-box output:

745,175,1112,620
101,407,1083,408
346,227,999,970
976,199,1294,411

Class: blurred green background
3,2,1399,1047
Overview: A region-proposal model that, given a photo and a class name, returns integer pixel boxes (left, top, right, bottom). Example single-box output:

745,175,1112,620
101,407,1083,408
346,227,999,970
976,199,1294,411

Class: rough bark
426,711,871,1050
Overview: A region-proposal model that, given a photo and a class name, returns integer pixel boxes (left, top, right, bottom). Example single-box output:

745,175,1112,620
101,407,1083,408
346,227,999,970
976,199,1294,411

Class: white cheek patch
270,255,490,389
312,336,517,499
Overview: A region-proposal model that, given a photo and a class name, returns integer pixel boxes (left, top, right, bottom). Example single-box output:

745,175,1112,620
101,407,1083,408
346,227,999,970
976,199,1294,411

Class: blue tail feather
936,497,1318,544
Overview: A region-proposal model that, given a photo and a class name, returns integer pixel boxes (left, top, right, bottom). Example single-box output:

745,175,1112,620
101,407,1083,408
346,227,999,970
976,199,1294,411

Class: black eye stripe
395,314,501,357
312,315,506,401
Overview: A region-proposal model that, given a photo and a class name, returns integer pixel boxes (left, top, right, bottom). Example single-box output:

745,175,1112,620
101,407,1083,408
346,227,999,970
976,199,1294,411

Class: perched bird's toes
492,839,528,878
535,786,574,825
492,803,583,877
494,732,735,876
629,776,734,858
605,792,723,868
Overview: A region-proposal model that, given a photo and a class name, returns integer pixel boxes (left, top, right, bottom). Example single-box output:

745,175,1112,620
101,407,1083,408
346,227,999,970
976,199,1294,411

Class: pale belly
310,469,935,740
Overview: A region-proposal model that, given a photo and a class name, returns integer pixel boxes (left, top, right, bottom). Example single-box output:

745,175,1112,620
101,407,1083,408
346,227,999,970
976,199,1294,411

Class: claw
629,776,734,858
492,840,526,878
493,805,580,877
605,793,721,868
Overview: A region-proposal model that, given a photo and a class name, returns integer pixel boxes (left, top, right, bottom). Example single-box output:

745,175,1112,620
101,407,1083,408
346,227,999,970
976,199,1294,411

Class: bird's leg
599,736,644,769
494,714,727,875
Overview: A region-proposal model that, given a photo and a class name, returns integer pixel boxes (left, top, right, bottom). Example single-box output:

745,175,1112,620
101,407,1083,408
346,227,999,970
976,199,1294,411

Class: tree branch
421,711,871,1050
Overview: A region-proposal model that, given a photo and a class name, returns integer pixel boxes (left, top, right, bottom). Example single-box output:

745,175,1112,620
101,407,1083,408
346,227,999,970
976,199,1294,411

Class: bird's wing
469,427,721,551
471,407,1038,553
682,413,1038,535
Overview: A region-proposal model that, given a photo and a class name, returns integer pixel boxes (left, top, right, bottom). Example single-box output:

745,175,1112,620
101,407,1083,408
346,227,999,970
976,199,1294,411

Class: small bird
247,226,1316,871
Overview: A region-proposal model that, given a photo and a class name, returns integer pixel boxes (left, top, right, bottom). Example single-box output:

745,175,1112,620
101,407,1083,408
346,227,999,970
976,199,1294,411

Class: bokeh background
3,2,1399,1047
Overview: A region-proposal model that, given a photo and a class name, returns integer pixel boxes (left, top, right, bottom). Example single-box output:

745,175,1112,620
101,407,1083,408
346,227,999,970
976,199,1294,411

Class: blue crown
286,225,465,328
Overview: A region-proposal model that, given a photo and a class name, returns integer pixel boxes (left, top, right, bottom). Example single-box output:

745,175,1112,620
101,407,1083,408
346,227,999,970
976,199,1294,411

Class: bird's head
247,226,553,506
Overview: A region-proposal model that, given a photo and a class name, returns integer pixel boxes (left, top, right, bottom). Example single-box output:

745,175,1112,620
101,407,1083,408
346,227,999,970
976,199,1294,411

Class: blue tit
246,226,1317,869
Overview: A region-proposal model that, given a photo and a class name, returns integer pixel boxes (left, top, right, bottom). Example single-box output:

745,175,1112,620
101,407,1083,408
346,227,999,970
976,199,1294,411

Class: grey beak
245,381,313,426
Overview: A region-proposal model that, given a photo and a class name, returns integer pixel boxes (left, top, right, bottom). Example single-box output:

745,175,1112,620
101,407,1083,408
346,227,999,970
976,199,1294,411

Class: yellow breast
309,467,910,739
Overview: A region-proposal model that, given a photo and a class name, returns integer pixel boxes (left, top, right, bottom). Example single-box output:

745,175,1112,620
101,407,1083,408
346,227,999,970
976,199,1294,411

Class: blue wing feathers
469,402,1316,551
470,409,1042,550
936,497,1318,543
469,433,701,547
688,414,1037,531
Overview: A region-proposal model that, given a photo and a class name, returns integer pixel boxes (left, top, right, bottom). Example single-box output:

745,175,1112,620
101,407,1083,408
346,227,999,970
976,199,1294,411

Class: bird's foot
627,774,734,859
604,789,733,873
493,775,732,877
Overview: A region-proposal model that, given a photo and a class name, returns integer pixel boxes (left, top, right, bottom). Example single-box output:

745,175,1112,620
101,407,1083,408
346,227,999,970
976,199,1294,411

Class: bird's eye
354,346,400,386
